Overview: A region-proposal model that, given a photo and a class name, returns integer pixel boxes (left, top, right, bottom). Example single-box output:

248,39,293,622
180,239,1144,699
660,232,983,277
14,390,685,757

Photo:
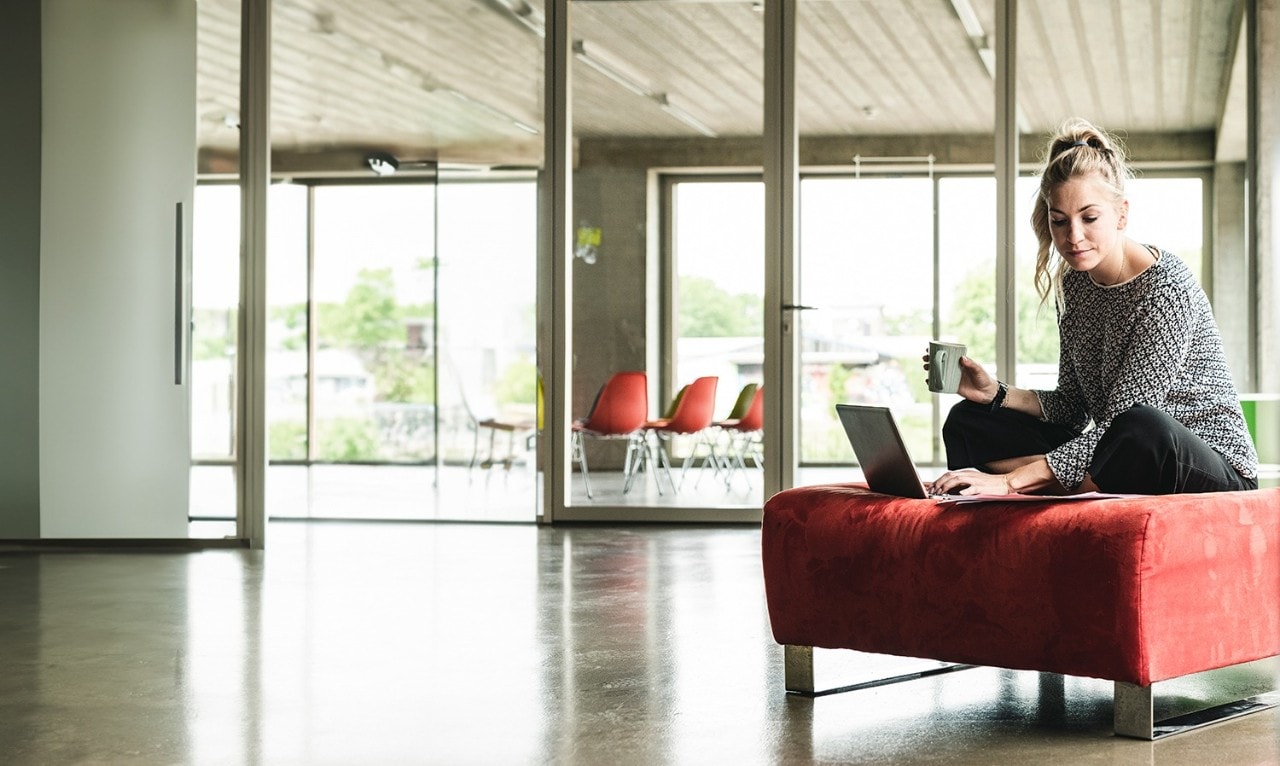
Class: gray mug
928,341,966,394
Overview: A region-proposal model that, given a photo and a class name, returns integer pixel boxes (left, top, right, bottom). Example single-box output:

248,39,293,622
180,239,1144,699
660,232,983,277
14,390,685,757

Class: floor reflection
2,522,1277,764
188,463,923,536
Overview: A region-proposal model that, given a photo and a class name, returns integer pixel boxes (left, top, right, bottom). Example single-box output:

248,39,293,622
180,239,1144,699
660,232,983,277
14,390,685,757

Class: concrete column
1214,162,1252,388
1257,0,1280,390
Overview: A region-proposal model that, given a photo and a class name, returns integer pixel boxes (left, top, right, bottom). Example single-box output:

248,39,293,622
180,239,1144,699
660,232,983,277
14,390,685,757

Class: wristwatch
989,381,1009,413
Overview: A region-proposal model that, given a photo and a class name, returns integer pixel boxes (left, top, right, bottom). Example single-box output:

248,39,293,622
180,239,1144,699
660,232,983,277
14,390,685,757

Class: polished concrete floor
2,522,1277,765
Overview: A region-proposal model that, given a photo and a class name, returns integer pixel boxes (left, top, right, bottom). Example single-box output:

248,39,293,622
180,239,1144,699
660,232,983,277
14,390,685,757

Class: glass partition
564,0,764,516
436,174,541,518
797,177,935,465
795,0,994,475
310,185,437,464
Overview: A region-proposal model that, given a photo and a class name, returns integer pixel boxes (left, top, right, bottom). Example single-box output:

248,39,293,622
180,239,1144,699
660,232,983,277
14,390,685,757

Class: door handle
174,201,185,386
782,303,818,311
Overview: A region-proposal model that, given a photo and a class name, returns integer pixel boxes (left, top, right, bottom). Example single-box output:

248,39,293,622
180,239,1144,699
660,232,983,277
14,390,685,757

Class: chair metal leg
572,432,593,499
622,434,663,496
468,423,481,482
655,438,677,491
1114,681,1280,740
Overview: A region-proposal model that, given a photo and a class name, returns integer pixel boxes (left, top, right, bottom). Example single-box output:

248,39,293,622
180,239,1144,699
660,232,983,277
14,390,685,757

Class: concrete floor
1,522,1277,765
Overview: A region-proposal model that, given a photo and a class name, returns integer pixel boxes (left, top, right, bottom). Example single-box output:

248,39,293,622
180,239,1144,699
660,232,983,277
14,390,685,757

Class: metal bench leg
1114,681,1280,740
784,645,816,694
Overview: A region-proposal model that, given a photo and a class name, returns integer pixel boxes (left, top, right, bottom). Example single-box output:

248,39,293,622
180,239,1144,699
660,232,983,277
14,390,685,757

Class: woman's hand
921,351,999,404
929,468,1012,497
955,356,999,404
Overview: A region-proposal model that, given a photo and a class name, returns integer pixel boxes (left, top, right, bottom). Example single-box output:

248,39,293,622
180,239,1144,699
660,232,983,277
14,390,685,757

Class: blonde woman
928,119,1257,497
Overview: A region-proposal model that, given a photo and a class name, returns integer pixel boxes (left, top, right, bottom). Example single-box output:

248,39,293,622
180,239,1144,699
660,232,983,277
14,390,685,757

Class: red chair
571,371,649,499
641,376,718,490
717,385,763,487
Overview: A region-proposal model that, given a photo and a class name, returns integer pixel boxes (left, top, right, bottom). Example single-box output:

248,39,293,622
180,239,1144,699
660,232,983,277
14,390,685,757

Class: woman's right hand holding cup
954,356,999,405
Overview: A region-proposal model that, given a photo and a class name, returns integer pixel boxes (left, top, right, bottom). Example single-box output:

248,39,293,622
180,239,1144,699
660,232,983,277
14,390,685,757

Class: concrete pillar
1214,162,1252,388
1257,0,1280,390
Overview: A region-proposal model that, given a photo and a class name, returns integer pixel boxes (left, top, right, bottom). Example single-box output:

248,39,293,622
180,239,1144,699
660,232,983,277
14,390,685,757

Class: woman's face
1047,173,1128,278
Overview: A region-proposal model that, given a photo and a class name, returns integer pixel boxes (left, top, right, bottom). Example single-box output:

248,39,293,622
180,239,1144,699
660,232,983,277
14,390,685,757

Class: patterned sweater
1032,249,1258,489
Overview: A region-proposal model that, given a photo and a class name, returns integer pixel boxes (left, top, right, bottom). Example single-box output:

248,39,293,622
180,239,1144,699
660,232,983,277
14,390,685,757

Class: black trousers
942,400,1256,495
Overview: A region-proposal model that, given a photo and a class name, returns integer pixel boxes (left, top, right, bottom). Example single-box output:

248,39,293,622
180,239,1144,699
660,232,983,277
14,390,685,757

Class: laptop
835,403,949,500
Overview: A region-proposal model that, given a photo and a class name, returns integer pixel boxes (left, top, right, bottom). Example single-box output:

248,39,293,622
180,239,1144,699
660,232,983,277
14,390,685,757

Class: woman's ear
1118,199,1129,229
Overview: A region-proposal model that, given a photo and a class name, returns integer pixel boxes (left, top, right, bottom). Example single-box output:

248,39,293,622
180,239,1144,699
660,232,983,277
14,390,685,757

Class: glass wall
565,0,763,514
792,0,995,474
435,175,541,504
308,185,436,464
797,177,935,465
191,185,241,464
672,180,764,419
664,164,1208,474
191,0,1240,527
191,178,540,522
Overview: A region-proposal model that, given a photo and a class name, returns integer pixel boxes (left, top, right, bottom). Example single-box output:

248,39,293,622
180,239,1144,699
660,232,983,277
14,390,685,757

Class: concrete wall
571,165,651,468
1259,0,1280,392
1214,161,1252,388
0,0,43,538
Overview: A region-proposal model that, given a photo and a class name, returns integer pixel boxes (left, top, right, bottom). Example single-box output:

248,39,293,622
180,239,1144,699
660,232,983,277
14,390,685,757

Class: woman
928,118,1258,497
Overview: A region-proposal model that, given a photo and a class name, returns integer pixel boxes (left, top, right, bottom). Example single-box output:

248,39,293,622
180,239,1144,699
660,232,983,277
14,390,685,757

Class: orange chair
641,375,718,490
571,371,649,499
716,384,764,487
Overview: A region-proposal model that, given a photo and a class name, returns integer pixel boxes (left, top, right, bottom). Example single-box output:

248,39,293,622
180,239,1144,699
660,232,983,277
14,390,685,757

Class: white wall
39,0,196,538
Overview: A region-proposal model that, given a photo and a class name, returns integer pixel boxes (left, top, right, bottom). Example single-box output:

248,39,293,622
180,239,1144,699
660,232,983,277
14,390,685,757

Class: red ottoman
761,484,1280,738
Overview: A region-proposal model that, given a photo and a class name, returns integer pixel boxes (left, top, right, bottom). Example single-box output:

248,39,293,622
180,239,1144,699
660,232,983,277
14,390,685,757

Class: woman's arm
930,454,1101,496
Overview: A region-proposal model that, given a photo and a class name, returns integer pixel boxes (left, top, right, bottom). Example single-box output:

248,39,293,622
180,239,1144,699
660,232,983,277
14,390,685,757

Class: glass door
560,0,765,520
435,172,541,521
793,0,995,484
796,176,937,468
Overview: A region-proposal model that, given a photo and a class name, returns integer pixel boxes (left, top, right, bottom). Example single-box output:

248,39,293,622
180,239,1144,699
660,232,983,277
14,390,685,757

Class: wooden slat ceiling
196,0,1242,169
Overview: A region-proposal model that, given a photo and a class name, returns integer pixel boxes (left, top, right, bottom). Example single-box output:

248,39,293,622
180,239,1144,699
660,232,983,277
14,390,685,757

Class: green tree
317,268,402,349
193,307,235,360
316,418,380,461
494,354,538,406
945,262,1059,365
679,276,762,337
298,267,436,405
271,303,308,351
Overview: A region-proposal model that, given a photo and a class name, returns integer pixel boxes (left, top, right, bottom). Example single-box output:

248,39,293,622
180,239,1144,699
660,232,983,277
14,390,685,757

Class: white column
39,0,195,538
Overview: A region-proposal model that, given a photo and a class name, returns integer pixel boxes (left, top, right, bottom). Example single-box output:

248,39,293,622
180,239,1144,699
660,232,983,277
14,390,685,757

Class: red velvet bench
762,484,1280,739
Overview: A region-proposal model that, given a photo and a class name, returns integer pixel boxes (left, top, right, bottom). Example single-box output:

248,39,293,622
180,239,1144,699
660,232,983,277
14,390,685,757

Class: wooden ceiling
196,0,1247,170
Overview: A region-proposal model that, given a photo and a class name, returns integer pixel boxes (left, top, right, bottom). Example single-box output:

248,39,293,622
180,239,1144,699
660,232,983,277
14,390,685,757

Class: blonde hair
1030,118,1133,308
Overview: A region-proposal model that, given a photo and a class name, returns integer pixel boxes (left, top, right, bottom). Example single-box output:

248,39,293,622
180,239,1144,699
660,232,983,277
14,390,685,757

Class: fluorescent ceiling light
574,41,717,137
573,40,651,99
657,94,717,138
491,0,546,38
442,88,540,135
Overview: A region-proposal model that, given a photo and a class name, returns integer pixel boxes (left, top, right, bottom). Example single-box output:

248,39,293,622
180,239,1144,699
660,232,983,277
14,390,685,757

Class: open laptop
835,403,951,500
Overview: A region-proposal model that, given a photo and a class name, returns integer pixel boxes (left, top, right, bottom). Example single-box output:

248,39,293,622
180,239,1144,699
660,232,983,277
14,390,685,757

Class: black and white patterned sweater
1032,248,1258,490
